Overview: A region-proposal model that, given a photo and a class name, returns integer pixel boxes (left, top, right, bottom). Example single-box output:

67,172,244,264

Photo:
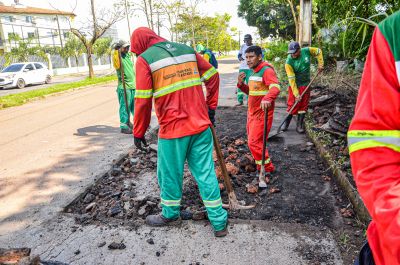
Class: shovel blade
268,130,283,140
258,168,268,188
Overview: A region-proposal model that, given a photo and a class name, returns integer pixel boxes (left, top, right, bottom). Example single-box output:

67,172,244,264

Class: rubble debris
192,210,207,221
234,138,246,145
146,238,155,245
225,163,239,175
215,167,223,180
180,210,193,220
108,242,126,250
269,187,281,194
322,176,332,181
309,94,336,107
97,242,106,248
245,184,258,194
340,208,354,218
0,248,31,264
73,250,81,255
149,144,158,152
83,193,95,204
85,202,96,212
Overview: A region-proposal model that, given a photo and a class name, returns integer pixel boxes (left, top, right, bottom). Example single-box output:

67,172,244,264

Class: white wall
0,13,72,51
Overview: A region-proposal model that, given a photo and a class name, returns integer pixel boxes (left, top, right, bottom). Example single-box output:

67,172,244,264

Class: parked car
0,62,52,89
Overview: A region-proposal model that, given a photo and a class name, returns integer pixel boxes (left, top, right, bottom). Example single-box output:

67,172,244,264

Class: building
0,1,76,54
103,24,119,41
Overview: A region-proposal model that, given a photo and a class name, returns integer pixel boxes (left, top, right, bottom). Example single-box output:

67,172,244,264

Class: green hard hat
196,44,205,52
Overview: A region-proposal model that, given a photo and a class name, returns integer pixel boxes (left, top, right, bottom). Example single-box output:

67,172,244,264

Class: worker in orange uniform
348,11,400,265
237,45,280,180
130,27,228,237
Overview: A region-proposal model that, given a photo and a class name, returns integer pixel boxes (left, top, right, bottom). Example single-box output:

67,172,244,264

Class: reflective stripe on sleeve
200,67,218,82
348,130,400,153
249,90,267,96
135,89,153,98
269,84,281,90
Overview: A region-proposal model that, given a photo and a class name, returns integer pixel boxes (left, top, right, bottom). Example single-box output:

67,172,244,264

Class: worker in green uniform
282,41,324,133
112,40,136,134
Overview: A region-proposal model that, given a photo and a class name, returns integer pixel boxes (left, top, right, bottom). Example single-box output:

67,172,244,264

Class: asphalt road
0,68,115,97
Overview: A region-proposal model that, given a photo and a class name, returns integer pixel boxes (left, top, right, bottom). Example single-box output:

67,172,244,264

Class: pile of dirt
65,147,161,227
0,248,69,265
307,85,357,185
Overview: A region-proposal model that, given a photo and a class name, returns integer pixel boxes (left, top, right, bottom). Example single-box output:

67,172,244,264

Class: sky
4,0,258,43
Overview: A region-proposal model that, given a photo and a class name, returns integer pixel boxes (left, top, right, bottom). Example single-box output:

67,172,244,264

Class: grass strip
0,75,117,110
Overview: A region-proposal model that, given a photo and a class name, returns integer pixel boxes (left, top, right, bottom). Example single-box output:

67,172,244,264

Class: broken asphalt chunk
108,242,126,250
246,184,258,194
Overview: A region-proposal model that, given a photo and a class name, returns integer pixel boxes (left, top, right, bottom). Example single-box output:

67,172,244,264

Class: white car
0,62,52,89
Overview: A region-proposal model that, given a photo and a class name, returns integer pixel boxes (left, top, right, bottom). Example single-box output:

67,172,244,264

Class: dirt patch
66,106,364,264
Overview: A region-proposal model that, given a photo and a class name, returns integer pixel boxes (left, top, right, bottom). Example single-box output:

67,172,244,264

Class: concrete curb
305,119,371,225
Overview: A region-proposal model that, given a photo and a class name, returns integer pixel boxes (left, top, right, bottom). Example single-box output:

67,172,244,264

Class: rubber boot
121,128,132,134
281,114,293,131
145,214,182,227
296,113,306,134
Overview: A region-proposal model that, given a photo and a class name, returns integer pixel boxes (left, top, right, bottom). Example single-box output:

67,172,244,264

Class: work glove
208,108,216,127
134,137,148,151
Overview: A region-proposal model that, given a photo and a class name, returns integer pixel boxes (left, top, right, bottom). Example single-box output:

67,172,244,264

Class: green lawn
0,75,117,110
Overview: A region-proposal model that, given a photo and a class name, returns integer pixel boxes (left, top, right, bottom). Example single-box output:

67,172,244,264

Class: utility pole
299,0,312,46
124,0,131,38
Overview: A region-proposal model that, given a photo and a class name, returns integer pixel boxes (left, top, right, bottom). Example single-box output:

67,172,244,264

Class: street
0,69,115,97
0,77,131,235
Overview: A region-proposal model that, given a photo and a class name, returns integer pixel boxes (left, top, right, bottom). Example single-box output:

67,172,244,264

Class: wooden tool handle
210,125,234,193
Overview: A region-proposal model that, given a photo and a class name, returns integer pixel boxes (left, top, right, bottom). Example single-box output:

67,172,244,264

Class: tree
4,36,48,66
238,0,299,40
62,35,85,68
70,0,124,78
93,37,112,66
157,0,185,41
175,12,237,52
314,0,399,60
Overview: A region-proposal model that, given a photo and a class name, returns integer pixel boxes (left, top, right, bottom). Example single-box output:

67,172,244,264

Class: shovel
268,72,320,140
210,125,255,210
259,108,269,188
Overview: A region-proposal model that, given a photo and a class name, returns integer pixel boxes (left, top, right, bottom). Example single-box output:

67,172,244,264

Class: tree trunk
143,0,151,29
86,46,94,78
287,0,299,41
149,0,154,30
75,55,79,68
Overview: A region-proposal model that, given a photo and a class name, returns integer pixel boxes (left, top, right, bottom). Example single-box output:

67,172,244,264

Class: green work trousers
117,89,135,129
157,128,228,231
237,69,251,103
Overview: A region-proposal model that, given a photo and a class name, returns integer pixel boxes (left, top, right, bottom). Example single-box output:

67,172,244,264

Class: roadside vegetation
0,75,117,110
